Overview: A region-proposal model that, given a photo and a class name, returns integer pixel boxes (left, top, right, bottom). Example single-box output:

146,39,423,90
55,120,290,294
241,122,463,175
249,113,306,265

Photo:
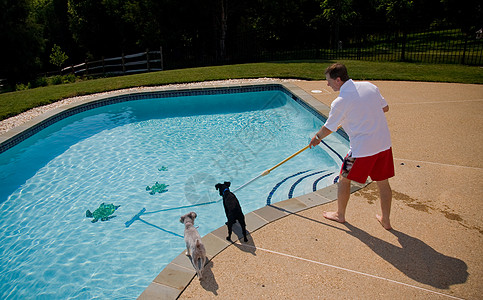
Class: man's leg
376,179,392,230
323,176,351,223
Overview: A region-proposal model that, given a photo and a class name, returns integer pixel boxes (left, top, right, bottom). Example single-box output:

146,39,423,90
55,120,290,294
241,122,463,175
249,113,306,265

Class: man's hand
309,126,333,148
309,135,321,148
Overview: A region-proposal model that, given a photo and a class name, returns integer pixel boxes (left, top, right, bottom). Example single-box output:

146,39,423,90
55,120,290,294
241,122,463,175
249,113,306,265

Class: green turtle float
146,182,169,195
86,203,120,223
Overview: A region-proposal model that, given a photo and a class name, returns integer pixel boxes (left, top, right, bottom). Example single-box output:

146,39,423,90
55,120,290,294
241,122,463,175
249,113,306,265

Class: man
309,63,395,230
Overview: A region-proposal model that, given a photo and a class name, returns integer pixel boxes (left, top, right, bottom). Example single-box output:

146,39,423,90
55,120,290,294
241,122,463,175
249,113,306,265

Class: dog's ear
224,181,231,187
190,212,197,219
180,216,185,223
215,183,221,190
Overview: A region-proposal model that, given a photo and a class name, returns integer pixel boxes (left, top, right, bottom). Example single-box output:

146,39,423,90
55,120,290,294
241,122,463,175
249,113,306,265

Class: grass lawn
0,60,482,121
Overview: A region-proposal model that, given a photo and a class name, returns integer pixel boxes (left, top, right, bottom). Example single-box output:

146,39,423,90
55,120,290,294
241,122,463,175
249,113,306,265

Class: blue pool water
0,88,349,299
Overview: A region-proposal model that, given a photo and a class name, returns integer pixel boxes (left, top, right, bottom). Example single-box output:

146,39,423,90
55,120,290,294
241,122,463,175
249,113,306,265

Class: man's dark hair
325,63,350,81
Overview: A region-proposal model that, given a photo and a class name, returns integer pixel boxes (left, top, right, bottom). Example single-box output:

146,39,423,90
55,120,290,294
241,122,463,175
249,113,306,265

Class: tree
67,0,128,57
376,0,414,29
31,0,80,65
49,44,69,73
440,0,482,33
217,0,228,61
319,0,358,48
241,0,321,49
0,0,44,84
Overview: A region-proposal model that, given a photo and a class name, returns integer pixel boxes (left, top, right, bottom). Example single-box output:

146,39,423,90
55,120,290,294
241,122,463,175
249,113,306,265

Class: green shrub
50,75,63,85
33,77,49,88
15,83,31,91
62,74,77,84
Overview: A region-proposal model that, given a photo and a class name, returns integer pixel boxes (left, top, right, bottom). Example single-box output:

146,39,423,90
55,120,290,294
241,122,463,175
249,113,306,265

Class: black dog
215,181,248,242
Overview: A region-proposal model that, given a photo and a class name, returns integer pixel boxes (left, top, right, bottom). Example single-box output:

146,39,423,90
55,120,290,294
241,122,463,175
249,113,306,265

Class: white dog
180,212,207,280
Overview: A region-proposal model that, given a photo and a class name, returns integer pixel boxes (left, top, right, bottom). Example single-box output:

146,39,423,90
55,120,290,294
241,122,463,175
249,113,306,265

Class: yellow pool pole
261,144,310,176
233,144,311,193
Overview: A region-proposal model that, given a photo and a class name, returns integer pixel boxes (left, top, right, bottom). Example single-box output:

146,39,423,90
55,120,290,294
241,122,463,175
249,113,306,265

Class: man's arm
309,126,333,148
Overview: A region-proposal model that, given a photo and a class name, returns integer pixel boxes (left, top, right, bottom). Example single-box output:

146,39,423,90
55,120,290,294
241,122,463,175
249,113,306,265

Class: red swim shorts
340,148,395,184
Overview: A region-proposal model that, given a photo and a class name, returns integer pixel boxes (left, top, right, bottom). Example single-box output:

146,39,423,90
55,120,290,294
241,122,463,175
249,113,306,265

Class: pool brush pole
232,173,263,193
261,145,310,176
233,145,311,193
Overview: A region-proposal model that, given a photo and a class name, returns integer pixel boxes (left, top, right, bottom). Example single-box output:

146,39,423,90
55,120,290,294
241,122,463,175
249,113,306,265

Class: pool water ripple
0,90,348,299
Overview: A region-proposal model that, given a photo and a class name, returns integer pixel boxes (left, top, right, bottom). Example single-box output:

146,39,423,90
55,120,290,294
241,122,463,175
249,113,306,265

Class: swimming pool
0,84,349,299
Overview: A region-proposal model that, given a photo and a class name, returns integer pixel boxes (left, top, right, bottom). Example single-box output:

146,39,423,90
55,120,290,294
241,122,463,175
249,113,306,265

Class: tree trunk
218,0,228,62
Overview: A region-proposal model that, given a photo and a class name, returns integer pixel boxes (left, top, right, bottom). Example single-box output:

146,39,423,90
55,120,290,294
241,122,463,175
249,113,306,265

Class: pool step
266,169,335,205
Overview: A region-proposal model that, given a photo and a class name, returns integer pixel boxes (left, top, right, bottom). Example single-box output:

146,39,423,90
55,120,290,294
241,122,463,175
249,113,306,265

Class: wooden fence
60,47,163,77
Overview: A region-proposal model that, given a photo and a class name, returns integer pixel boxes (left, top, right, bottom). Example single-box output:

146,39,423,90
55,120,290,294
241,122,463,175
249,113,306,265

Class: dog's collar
223,188,229,196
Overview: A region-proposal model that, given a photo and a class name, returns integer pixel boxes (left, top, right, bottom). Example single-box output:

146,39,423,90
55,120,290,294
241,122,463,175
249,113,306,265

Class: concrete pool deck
1,79,481,299
140,80,483,299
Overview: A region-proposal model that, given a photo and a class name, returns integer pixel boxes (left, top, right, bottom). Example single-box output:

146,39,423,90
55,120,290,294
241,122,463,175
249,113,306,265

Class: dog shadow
344,223,468,289
228,222,257,255
196,260,219,295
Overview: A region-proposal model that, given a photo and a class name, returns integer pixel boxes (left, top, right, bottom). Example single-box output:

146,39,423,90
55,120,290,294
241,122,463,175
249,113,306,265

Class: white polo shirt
324,79,392,157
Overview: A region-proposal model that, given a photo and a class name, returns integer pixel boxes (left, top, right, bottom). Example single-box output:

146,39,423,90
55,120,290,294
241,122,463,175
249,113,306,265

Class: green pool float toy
146,182,169,195
86,203,120,223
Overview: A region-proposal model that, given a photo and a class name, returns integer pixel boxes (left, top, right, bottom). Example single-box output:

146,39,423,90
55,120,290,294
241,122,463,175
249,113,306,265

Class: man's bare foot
323,211,345,223
376,214,392,230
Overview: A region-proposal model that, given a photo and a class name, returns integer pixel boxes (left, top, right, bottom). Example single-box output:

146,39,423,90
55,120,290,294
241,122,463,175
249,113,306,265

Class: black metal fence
162,26,483,69
338,27,482,65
